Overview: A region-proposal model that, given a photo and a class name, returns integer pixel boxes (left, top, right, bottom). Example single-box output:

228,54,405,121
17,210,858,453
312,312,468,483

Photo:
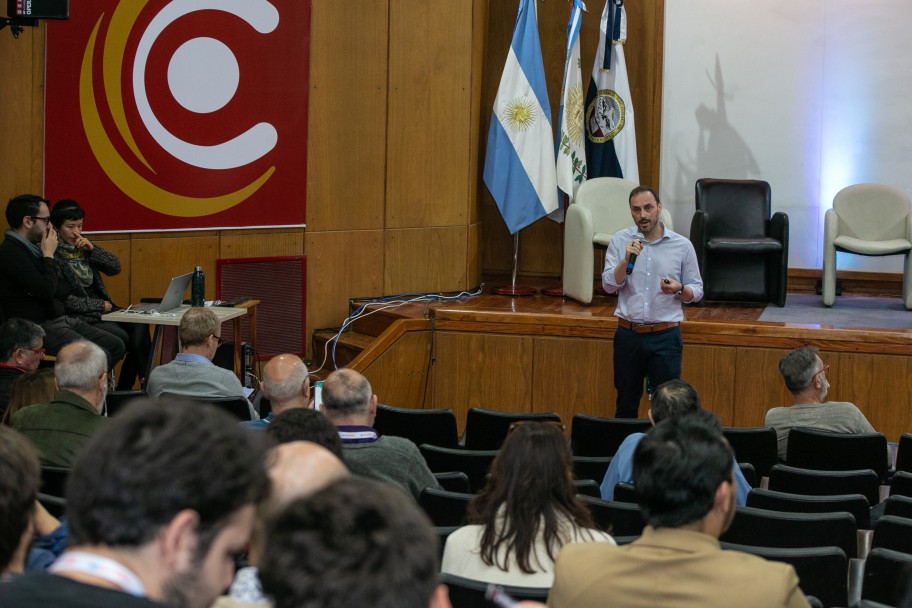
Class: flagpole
494,232,535,296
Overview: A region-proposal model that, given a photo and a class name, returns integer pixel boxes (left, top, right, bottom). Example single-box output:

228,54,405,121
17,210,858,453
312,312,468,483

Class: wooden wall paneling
384,227,468,294
306,0,388,232
130,233,219,303
431,331,534,433
682,344,736,426
531,336,614,422
386,0,472,229
219,229,305,259
86,237,131,308
304,229,384,356
624,0,664,188
731,347,793,428
467,222,481,289
468,0,488,227
828,351,912,443
361,331,433,408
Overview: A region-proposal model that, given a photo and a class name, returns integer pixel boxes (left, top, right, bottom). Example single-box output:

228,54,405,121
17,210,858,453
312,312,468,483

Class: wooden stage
347,278,912,442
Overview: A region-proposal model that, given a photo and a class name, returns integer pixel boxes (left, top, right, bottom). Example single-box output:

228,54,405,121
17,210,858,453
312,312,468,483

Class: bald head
321,369,376,424
268,441,348,513
262,354,310,413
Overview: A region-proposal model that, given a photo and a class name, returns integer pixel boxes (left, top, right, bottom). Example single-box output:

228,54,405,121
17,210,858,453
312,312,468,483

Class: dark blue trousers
613,325,683,418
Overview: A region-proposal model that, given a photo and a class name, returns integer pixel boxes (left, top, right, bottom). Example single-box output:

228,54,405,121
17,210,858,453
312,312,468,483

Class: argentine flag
484,0,557,235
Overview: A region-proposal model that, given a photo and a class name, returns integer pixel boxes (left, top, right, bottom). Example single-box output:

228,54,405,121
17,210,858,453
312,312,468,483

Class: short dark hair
50,199,85,229
469,422,595,573
650,379,702,424
0,318,45,363
779,346,819,393
260,478,439,608
321,369,371,418
629,185,661,205
5,194,49,229
0,426,40,571
266,408,345,461
66,399,271,552
633,412,733,529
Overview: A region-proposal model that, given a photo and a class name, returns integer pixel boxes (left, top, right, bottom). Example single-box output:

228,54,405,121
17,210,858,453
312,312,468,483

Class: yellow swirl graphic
79,14,274,218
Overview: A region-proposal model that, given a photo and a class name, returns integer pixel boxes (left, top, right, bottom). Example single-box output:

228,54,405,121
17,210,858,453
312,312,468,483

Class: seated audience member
10,341,110,466
266,407,346,461
321,369,440,499
0,194,125,368
442,421,614,586
0,318,46,417
216,441,348,608
549,415,810,608
2,368,56,426
600,379,751,505
0,426,41,579
242,354,310,430
260,477,450,608
50,199,151,390
765,346,875,460
146,307,257,419
0,399,270,608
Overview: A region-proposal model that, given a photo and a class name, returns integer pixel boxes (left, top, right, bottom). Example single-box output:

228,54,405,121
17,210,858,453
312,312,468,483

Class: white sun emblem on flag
504,97,537,131
566,84,585,144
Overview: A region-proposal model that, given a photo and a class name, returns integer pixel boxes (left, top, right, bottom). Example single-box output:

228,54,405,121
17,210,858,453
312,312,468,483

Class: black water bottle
191,266,205,307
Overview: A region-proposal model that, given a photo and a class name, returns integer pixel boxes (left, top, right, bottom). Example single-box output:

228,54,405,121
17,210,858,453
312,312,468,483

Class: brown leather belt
617,318,680,334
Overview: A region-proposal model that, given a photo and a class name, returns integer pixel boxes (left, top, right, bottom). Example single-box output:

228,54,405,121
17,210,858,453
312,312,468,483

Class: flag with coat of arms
483,0,557,235
585,0,639,183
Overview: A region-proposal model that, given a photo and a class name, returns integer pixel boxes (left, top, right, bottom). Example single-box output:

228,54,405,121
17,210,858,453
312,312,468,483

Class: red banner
45,1,310,232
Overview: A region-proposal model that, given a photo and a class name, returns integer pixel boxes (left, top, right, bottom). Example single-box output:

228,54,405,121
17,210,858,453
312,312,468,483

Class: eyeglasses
28,215,50,224
18,346,45,358
811,364,830,383
211,335,227,347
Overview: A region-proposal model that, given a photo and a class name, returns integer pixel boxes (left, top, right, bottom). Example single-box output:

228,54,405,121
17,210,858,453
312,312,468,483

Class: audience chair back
746,488,871,529
103,390,147,417
40,465,70,498
871,515,912,555
37,492,66,519
896,433,912,473
159,392,252,421
572,455,613,484
573,479,601,498
463,408,561,451
570,415,651,457
691,178,789,306
722,426,779,478
433,471,471,494
439,572,549,608
785,427,889,483
738,462,758,489
883,495,912,520
891,471,912,498
720,542,848,608
720,505,857,558
613,482,638,504
419,444,498,493
434,525,459,562
823,183,912,309
861,547,912,606
577,495,646,537
418,488,474,527
768,464,880,506
374,404,459,449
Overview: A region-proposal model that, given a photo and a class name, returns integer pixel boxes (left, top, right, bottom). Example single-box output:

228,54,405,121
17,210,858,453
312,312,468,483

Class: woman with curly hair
441,421,614,586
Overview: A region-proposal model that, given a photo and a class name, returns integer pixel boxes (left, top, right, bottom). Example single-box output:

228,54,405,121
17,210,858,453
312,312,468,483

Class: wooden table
102,302,259,385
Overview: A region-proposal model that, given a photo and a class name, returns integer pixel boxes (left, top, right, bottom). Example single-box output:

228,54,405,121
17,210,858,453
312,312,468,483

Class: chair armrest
847,557,865,607
770,211,789,245
689,210,708,274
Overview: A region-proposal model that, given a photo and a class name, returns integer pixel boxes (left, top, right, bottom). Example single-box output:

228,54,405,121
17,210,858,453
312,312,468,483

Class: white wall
660,0,912,272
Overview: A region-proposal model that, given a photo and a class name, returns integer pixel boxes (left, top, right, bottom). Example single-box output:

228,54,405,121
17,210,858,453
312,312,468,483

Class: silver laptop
127,272,194,313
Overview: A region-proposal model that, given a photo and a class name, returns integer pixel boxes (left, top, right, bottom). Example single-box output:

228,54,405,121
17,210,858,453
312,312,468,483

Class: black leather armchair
690,178,789,306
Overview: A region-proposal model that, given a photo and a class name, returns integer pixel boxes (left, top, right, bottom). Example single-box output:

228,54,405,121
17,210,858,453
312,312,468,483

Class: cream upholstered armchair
823,184,912,309
562,178,672,304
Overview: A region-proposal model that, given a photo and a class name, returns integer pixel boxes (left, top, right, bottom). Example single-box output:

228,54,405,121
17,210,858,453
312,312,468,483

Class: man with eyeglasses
0,318,46,416
765,345,875,460
146,307,257,419
0,194,125,368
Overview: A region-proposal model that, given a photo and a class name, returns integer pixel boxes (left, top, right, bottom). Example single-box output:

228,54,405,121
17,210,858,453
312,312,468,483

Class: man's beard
162,569,214,608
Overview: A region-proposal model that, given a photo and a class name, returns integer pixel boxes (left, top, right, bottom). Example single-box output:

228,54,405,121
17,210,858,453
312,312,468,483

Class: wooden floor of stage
351,275,912,441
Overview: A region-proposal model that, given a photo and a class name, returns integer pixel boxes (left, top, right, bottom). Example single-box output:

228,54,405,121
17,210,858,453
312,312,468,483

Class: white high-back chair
823,184,912,309
562,178,672,304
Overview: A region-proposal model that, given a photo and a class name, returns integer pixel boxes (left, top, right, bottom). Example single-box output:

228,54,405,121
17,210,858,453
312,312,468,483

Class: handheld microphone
625,232,645,275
